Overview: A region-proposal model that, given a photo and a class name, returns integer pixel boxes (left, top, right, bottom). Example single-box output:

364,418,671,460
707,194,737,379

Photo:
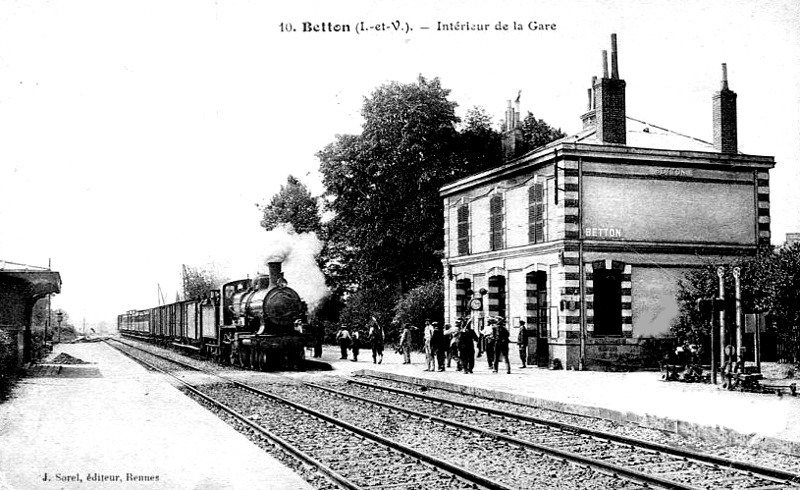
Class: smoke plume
259,223,329,313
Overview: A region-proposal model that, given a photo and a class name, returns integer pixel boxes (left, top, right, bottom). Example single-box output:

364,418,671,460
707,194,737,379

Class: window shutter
457,205,470,255
489,195,504,251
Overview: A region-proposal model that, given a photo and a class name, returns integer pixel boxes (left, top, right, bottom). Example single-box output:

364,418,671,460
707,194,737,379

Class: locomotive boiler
221,261,309,369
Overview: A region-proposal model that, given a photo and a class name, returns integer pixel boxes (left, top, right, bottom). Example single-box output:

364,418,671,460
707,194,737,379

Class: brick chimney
713,63,738,153
502,98,523,160
593,34,626,145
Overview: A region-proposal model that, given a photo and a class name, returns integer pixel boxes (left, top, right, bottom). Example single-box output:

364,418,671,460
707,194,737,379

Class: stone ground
300,345,800,452
0,342,312,490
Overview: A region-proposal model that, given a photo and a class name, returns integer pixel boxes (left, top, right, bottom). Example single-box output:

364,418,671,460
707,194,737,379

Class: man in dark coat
458,319,478,374
430,322,446,371
483,319,497,369
493,318,511,374
368,318,384,364
351,328,361,362
517,320,529,368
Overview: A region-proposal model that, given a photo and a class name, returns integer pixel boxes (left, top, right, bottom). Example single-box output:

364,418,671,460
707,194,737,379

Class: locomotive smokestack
268,262,282,288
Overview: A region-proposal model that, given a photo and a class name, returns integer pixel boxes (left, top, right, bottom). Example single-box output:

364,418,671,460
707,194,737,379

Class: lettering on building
584,227,623,239
653,167,691,177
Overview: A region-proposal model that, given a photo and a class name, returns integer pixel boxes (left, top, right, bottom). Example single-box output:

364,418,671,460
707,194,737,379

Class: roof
552,117,717,152
440,117,774,197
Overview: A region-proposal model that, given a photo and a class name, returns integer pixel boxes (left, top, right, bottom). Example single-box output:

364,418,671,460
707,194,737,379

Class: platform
306,345,800,455
0,342,313,490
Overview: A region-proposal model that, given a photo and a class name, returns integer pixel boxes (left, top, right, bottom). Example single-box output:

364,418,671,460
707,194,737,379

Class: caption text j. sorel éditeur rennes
279,20,556,34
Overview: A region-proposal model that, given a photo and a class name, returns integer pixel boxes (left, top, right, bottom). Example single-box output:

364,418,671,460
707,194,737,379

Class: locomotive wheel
258,351,268,371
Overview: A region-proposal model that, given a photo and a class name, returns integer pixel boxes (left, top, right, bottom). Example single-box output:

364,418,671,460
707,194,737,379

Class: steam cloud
259,224,329,313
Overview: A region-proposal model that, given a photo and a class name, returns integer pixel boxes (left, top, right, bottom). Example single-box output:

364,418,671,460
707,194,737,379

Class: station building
440,35,774,370
0,262,61,366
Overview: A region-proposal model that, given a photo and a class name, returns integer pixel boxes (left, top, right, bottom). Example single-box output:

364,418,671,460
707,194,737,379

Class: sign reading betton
584,227,623,239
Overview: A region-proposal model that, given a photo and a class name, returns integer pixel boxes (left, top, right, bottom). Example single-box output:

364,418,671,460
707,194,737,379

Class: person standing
368,317,384,364
335,326,351,360
351,328,361,362
517,320,529,369
493,318,511,374
458,320,478,374
423,319,435,371
482,320,496,369
399,324,413,364
431,322,446,371
445,323,461,371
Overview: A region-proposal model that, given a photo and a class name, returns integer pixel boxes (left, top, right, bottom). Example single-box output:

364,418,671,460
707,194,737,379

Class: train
118,261,311,369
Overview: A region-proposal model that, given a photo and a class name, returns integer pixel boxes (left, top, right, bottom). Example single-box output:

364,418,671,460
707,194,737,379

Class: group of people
335,317,385,364
399,317,531,374
334,316,532,373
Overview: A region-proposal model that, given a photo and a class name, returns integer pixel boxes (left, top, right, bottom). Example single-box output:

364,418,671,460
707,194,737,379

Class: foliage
392,280,444,348
318,76,460,297
518,112,567,154
770,244,800,361
258,175,322,235
338,284,400,344
183,264,225,300
456,106,502,174
671,245,800,361
317,77,566,330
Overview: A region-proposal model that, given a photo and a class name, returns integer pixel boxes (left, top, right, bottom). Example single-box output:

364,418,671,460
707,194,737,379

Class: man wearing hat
399,323,414,364
482,318,496,369
335,325,351,360
493,317,511,374
517,320,529,369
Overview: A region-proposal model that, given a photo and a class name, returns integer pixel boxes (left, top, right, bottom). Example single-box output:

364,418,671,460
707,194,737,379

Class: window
528,183,545,243
455,278,471,317
489,195,504,251
457,204,470,255
526,271,547,337
593,269,622,336
488,275,506,319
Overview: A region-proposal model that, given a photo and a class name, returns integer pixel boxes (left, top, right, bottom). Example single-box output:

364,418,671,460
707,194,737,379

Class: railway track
300,377,800,490
106,338,800,490
105,338,512,490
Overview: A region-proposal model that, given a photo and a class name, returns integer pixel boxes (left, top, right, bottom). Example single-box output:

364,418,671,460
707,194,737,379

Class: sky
0,0,798,327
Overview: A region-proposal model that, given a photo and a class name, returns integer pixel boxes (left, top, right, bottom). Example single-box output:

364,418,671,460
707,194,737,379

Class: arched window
489,195,504,251
525,271,547,337
488,275,506,319
455,278,471,317
593,267,623,336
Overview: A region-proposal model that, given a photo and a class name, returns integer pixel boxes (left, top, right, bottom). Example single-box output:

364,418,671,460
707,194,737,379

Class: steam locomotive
118,261,310,369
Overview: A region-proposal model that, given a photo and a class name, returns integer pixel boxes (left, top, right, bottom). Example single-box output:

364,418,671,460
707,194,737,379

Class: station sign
652,168,692,177
584,227,623,239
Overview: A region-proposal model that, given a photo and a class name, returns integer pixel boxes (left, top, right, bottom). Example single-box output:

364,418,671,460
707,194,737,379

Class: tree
318,76,567,326
671,246,785,359
259,175,322,235
770,244,800,361
183,264,225,300
393,279,444,349
318,75,460,297
456,106,502,176
518,111,566,155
